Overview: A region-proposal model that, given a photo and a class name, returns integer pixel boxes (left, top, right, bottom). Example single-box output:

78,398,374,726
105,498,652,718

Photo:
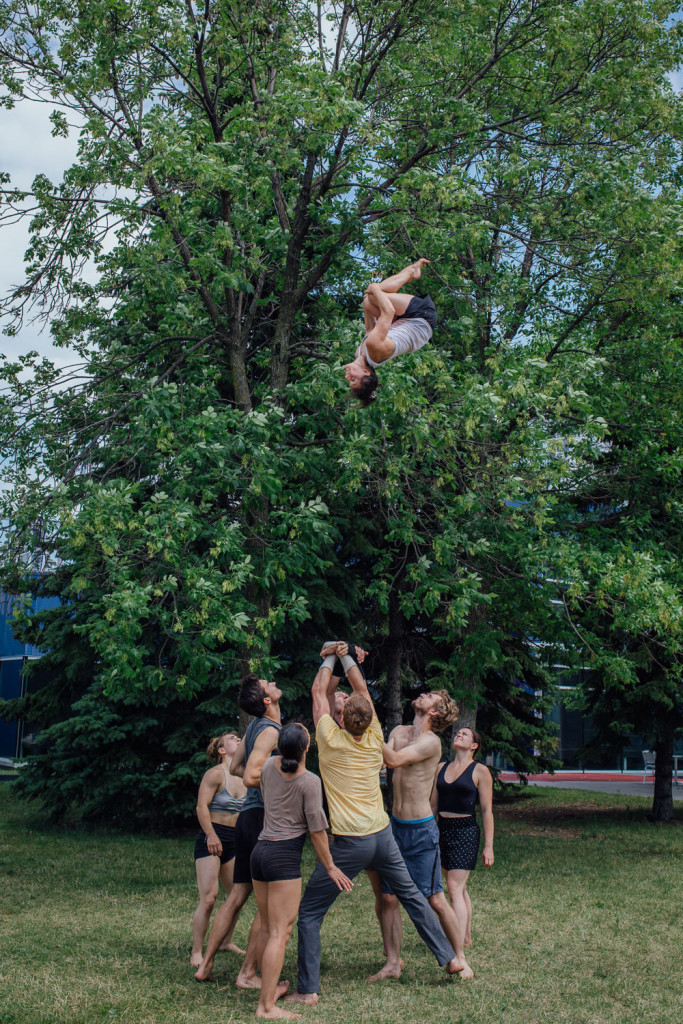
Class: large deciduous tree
1,0,682,823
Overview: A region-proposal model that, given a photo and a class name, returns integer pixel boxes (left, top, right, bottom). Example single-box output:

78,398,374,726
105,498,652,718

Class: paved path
499,773,683,799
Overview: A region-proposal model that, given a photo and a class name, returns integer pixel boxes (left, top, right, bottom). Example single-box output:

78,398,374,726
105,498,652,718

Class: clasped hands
319,641,368,664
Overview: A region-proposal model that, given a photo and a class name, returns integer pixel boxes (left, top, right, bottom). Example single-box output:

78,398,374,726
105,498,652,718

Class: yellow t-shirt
316,714,389,837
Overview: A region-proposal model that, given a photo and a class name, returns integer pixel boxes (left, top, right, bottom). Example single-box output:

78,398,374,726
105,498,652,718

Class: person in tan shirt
251,723,352,1020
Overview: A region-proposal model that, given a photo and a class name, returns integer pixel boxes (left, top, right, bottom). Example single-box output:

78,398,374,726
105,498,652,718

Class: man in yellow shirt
286,642,460,1006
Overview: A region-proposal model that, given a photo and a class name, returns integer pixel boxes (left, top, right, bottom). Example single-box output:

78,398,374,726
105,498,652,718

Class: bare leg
366,870,405,980
217,859,246,954
464,887,473,946
194,881,252,980
445,871,474,978
376,259,430,293
235,911,262,988
368,893,403,981
363,291,414,325
428,891,473,979
191,856,220,967
254,878,302,1019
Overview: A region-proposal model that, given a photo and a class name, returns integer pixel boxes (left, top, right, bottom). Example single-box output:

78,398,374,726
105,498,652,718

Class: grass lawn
1,783,681,1024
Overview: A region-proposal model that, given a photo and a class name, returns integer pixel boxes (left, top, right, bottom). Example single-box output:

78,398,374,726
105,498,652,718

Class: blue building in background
0,592,58,759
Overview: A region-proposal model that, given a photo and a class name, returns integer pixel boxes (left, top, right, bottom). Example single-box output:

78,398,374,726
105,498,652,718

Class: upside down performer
345,259,437,406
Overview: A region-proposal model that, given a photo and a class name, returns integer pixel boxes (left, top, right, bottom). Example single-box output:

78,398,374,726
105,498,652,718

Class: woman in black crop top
191,733,247,967
430,728,494,977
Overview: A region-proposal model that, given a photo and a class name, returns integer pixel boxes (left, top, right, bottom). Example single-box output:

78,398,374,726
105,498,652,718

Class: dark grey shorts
381,816,443,897
395,294,437,329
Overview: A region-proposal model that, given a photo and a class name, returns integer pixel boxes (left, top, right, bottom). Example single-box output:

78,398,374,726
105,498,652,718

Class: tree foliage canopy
1,0,683,823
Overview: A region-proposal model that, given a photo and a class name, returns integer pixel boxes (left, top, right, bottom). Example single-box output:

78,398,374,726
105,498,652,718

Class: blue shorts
381,815,443,897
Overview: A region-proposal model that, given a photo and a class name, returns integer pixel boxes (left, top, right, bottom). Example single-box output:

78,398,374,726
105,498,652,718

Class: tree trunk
650,719,674,823
384,591,405,733
450,700,478,749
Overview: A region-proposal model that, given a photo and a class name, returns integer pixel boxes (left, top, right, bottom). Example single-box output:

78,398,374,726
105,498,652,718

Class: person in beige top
250,722,352,1020
378,691,475,978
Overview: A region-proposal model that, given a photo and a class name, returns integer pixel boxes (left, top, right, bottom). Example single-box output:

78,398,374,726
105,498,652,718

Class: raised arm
311,661,336,727
242,725,280,789
475,763,494,867
382,730,440,769
336,641,375,715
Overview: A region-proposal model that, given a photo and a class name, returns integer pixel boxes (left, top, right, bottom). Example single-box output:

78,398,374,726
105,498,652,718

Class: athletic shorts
381,816,443,897
250,835,306,883
438,815,480,872
232,806,265,884
194,822,237,864
395,294,437,330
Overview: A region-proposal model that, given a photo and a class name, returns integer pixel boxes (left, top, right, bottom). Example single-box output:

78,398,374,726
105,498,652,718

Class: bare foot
368,963,402,982
459,964,474,980
236,971,261,990
257,1008,302,1020
194,961,214,981
446,957,467,974
190,952,203,968
411,258,430,280
274,981,290,1002
464,936,473,948
284,993,319,1006
219,941,246,955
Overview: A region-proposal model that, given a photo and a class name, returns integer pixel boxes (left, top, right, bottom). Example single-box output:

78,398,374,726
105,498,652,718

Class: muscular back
389,725,443,821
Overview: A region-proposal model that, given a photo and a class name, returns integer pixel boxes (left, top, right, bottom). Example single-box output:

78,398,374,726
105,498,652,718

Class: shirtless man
378,691,474,979
344,259,438,406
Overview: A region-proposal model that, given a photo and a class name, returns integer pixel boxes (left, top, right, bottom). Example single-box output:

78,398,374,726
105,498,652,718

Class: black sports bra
436,760,478,815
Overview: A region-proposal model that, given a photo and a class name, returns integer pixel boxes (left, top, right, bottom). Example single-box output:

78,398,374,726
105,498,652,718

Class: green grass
1,784,681,1024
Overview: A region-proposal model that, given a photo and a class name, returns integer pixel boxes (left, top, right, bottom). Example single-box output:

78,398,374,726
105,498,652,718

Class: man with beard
375,690,474,979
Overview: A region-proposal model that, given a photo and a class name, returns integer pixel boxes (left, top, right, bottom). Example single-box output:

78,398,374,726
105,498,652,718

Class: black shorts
194,822,237,864
233,806,265,884
395,294,437,330
438,815,480,872
250,835,306,882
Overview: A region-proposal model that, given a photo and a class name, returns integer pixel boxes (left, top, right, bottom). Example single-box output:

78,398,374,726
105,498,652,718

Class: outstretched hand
327,865,354,892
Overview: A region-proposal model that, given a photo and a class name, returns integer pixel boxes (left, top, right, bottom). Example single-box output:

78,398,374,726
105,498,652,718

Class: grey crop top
208,768,245,815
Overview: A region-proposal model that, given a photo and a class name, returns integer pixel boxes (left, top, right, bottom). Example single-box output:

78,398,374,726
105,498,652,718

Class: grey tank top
242,716,283,810
208,767,245,815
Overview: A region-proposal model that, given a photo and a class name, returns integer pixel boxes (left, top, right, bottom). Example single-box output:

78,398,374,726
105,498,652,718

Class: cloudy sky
0,101,81,369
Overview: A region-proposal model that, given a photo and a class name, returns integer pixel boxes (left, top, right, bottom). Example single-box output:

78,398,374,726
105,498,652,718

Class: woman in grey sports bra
344,259,437,407
191,732,247,967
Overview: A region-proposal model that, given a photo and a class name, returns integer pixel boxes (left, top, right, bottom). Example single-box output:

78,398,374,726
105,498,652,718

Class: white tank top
356,317,433,368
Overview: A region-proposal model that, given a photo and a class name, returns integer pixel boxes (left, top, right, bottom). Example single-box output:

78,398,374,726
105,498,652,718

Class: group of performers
191,640,494,1019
